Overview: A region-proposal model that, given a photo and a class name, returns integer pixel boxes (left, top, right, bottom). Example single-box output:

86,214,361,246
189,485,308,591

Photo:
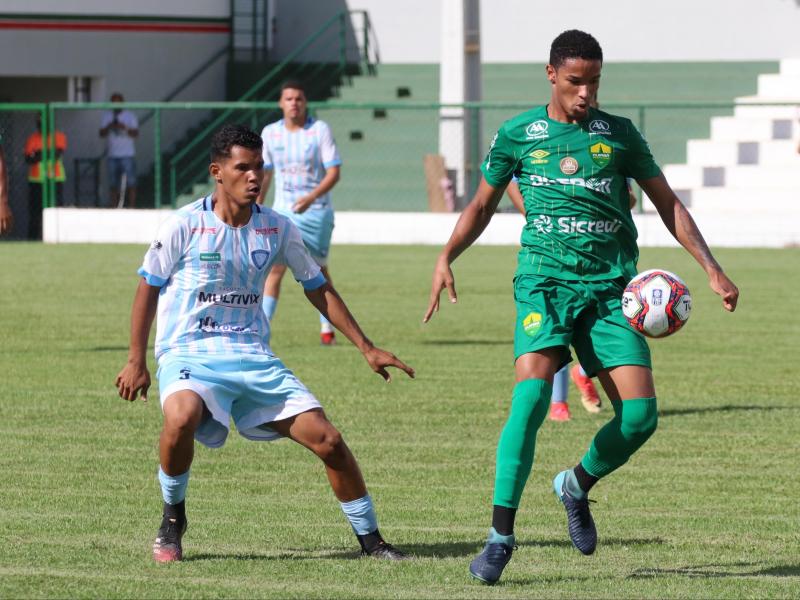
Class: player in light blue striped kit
116,124,414,563
258,80,341,345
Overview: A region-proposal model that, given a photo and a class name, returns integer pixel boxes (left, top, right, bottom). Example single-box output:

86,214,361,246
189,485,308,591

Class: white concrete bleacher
661,58,800,218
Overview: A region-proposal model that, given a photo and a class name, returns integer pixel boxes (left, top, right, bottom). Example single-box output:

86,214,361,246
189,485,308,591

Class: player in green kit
423,30,739,585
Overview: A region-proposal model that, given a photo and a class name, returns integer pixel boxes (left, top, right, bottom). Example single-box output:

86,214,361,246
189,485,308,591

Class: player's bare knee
313,428,346,463
163,395,203,435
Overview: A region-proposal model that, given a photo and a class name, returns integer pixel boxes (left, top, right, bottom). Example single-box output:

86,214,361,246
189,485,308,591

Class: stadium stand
316,62,778,211
662,58,800,213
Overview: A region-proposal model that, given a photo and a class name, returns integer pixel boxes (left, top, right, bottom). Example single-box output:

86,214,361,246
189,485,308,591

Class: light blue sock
564,469,587,500
488,526,515,546
579,365,587,377
262,295,278,320
551,366,569,404
158,467,190,505
340,494,378,535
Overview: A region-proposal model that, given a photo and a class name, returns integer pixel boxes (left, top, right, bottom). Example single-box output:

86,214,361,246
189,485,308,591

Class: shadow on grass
659,405,796,418
184,537,668,562
628,561,800,578
520,536,664,550
421,339,508,346
183,549,358,562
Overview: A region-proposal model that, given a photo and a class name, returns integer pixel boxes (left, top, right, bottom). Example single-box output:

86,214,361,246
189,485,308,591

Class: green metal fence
2,99,794,239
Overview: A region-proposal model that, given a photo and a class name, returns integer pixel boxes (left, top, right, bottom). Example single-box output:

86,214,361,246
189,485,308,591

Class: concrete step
686,139,800,166
710,116,797,141
757,73,800,98
664,164,800,189
671,187,799,213
733,102,800,119
780,57,800,76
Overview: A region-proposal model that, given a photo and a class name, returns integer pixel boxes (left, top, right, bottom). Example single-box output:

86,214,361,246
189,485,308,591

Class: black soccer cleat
469,537,514,585
361,540,409,560
553,469,597,555
153,514,188,563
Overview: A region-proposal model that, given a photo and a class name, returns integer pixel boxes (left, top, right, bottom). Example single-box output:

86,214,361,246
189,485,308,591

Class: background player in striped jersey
257,80,341,345
115,124,414,563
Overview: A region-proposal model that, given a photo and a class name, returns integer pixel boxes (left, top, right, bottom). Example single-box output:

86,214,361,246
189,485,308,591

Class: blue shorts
108,156,137,189
157,353,322,448
278,206,334,265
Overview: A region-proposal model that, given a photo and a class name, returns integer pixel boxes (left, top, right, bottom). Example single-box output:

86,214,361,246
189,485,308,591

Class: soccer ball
621,269,692,338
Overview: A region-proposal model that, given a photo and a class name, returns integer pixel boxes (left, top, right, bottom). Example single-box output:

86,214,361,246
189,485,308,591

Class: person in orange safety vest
24,116,67,239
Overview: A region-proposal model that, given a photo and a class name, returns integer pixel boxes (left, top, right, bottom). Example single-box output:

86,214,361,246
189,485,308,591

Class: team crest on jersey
525,120,549,140
250,249,270,269
589,119,612,135
559,156,579,175
589,142,613,168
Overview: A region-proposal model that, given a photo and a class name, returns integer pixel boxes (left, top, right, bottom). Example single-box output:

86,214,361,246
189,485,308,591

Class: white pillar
439,0,481,204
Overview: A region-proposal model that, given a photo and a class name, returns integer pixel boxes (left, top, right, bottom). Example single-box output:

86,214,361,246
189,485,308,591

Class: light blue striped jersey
260,116,341,213
138,196,326,361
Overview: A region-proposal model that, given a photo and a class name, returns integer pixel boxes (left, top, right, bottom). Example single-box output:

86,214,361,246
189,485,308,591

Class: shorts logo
560,156,579,175
251,249,270,269
589,142,613,168
525,120,549,140
150,240,162,250
179,368,191,380
522,312,543,336
589,119,611,135
200,252,221,261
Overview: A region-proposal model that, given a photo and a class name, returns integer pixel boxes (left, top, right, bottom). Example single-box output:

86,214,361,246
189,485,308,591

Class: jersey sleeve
319,122,341,169
260,126,274,170
99,112,112,129
278,220,326,290
621,121,661,181
480,124,517,188
137,216,186,287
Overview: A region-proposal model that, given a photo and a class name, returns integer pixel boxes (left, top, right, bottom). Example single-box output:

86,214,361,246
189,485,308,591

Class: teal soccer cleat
553,469,597,555
468,528,515,585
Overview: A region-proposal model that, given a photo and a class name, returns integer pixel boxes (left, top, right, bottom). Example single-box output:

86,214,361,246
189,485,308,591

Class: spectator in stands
100,93,138,208
0,138,12,235
24,116,67,239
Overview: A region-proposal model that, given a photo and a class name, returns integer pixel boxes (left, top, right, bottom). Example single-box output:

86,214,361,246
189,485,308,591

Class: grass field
1,243,798,599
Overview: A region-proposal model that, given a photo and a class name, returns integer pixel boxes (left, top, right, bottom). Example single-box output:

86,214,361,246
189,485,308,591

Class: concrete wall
44,208,800,248
349,0,800,63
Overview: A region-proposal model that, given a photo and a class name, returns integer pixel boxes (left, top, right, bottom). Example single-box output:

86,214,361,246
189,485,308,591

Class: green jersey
481,105,661,281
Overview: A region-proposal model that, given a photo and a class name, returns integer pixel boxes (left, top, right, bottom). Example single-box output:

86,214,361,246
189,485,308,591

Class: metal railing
9,99,793,218
168,9,375,202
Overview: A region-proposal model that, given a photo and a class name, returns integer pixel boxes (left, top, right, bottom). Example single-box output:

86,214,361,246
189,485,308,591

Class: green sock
581,397,658,479
492,379,552,508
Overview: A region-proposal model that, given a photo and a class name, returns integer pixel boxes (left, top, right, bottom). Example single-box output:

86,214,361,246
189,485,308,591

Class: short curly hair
549,30,603,68
209,123,262,161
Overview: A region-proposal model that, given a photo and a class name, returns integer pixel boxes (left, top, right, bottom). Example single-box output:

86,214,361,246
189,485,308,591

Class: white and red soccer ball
622,269,692,338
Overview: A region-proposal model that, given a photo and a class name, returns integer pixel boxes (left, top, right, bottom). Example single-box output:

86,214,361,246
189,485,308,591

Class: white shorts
157,353,322,448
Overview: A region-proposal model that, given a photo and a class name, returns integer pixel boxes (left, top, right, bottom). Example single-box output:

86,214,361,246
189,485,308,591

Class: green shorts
513,274,651,376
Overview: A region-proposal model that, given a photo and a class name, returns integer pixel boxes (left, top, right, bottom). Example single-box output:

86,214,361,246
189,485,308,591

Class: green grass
1,243,798,598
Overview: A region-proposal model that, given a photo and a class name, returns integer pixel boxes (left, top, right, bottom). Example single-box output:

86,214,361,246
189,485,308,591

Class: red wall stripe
0,20,230,33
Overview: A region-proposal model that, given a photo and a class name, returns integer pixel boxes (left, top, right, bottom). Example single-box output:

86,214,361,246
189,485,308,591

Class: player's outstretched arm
639,173,739,312
305,283,415,383
115,280,160,401
423,177,505,323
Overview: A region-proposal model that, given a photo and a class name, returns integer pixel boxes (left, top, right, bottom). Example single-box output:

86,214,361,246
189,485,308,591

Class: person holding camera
100,92,138,208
